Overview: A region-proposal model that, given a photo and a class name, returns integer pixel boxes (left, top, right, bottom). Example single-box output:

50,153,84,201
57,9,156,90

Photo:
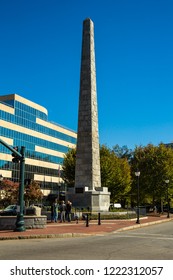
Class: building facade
0,94,77,196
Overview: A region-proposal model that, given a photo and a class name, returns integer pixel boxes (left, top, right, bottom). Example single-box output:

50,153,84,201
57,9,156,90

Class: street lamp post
135,171,140,224
165,179,170,218
14,146,26,231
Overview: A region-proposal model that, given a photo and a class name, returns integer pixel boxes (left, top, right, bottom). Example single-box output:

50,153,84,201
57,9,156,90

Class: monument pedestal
67,187,110,212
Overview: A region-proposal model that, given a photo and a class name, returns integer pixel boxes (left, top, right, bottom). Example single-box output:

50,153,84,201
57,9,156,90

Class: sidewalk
0,215,172,240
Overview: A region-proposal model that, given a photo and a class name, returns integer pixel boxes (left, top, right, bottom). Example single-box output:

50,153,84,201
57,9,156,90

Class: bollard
86,213,89,227
98,212,101,225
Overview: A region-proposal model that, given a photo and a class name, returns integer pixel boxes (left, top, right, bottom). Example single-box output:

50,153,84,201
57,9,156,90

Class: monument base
67,187,110,212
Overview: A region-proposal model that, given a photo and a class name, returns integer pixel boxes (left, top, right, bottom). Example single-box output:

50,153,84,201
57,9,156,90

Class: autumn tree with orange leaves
0,179,43,207
24,181,43,206
0,179,19,205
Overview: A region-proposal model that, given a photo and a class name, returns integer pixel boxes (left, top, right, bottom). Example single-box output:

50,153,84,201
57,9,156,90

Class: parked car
0,205,17,216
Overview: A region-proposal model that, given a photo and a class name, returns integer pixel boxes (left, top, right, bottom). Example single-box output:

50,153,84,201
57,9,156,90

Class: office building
0,94,77,196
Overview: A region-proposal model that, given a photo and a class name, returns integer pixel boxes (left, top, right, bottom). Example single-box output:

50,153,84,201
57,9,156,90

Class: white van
110,203,121,209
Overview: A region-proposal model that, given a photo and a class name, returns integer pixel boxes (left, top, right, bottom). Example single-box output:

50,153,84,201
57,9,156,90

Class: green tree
131,143,173,207
100,145,115,188
62,148,76,188
100,145,131,206
113,144,133,161
108,154,131,207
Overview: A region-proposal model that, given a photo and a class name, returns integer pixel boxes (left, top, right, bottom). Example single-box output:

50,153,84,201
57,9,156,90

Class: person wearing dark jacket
66,200,72,222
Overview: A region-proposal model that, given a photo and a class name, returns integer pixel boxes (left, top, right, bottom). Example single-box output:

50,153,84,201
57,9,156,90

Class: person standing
59,201,66,222
66,200,72,222
53,199,59,222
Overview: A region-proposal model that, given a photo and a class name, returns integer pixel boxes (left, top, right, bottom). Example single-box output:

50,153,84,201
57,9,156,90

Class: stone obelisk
75,18,101,191
68,18,110,211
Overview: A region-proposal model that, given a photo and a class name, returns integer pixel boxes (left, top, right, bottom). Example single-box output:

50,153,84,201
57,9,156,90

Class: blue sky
0,0,173,150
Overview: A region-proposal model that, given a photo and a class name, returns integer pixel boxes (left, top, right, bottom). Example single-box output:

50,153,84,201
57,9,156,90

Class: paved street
0,220,173,260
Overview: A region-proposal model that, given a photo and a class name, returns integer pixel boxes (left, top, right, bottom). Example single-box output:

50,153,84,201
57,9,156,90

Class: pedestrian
52,199,59,222
59,200,66,222
66,200,72,222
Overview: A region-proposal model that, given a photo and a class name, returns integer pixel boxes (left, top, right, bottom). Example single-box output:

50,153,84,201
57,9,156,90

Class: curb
115,217,173,232
0,232,93,241
0,218,172,241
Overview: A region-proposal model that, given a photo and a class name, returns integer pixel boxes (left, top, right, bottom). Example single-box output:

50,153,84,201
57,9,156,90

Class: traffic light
12,146,20,163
